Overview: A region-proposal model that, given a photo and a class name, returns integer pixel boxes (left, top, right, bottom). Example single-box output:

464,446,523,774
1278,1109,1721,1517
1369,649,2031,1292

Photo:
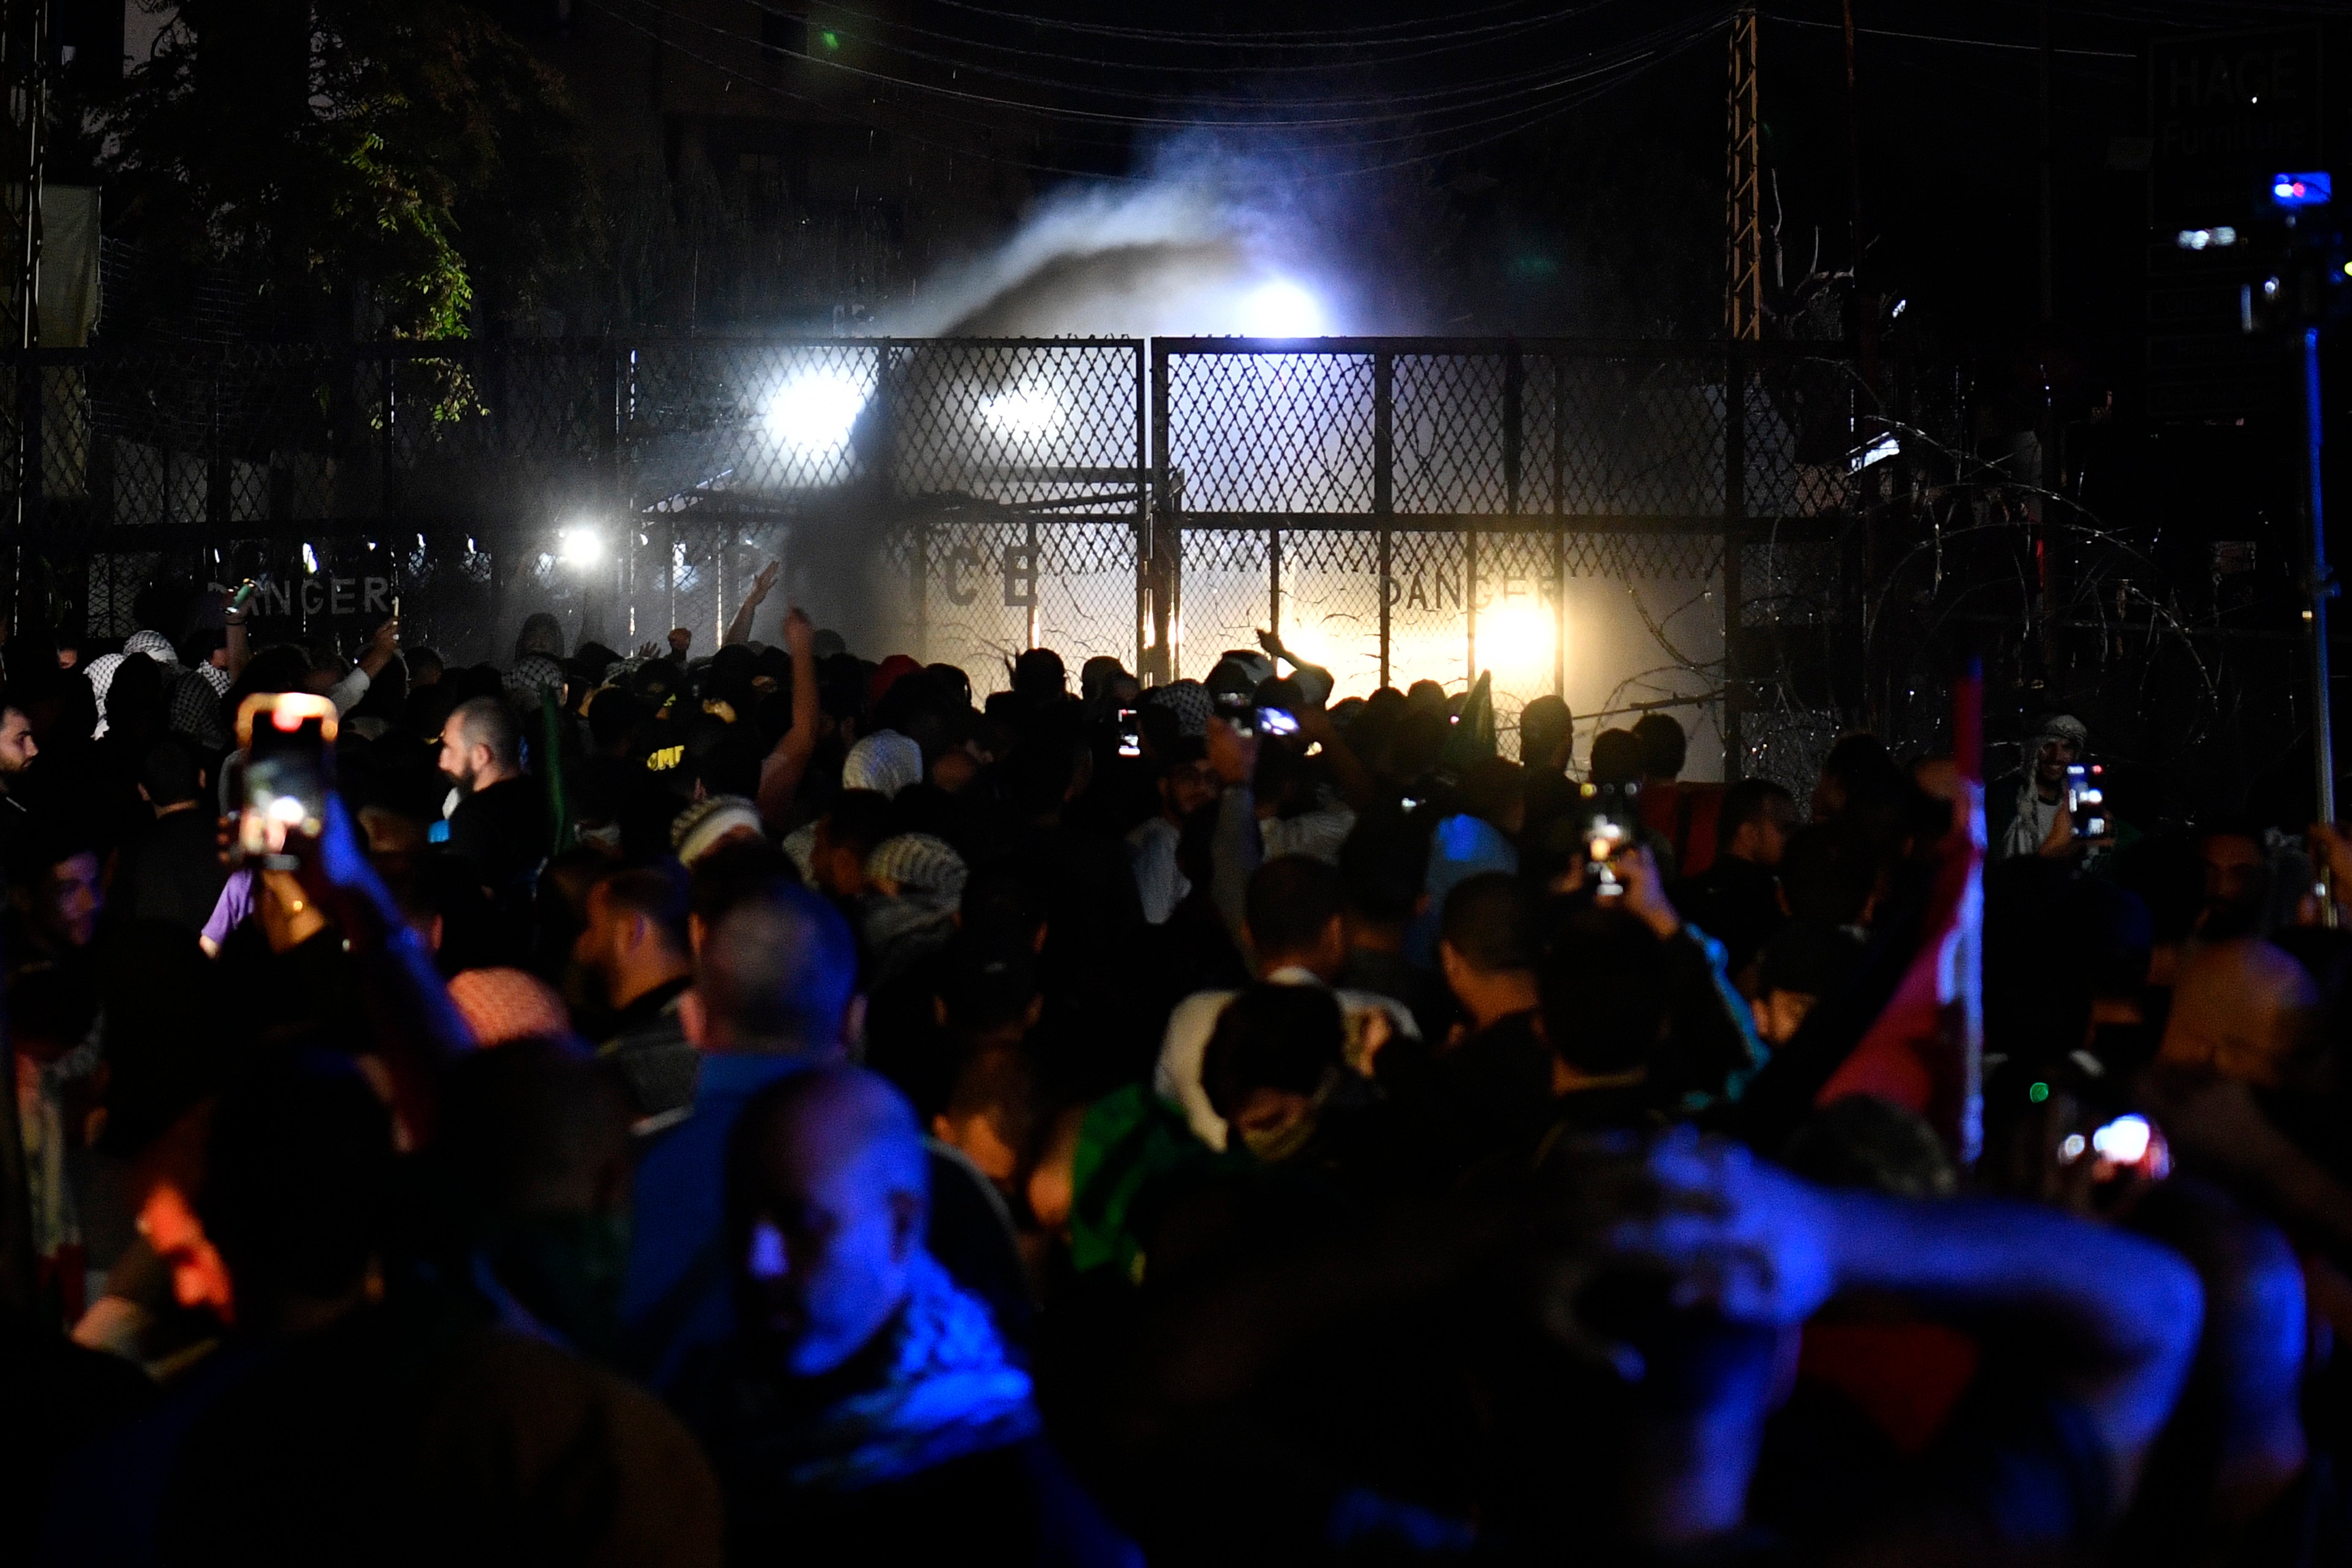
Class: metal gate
3,335,1853,770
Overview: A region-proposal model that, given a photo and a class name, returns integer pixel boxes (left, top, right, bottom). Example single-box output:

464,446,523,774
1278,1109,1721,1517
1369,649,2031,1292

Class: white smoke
876,152,1341,338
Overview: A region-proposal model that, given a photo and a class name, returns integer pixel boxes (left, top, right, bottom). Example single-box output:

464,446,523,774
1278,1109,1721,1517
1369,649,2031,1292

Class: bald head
727,1066,931,1376
691,885,858,1056
2158,937,2321,1088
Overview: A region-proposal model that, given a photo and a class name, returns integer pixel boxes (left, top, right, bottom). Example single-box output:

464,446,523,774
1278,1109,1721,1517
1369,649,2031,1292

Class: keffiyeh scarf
765,1251,1040,1492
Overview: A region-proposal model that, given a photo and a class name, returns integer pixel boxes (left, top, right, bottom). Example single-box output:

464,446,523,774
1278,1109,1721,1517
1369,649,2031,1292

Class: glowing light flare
1477,600,1557,671
980,389,1063,438
1236,279,1327,337
2091,1114,2151,1165
763,370,871,457
559,527,605,568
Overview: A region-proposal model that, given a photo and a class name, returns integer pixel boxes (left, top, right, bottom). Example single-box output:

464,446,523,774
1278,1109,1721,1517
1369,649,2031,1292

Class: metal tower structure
1725,5,1761,341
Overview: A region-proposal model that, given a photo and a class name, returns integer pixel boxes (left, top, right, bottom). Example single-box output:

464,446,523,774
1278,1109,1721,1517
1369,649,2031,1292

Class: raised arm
223,592,253,681
1205,716,1261,958
295,793,476,1143
724,559,779,647
757,606,822,830
1620,1130,2203,1509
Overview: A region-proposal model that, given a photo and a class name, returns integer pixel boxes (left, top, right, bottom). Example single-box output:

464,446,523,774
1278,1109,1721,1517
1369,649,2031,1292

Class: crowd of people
5,567,2352,1566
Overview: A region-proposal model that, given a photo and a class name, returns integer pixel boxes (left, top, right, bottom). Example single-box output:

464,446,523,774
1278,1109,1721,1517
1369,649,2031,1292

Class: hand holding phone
1116,706,1142,759
1213,687,1255,739
2066,762,2108,840
235,693,338,869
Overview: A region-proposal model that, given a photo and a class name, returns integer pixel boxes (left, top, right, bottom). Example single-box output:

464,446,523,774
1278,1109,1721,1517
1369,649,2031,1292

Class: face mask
576,822,622,851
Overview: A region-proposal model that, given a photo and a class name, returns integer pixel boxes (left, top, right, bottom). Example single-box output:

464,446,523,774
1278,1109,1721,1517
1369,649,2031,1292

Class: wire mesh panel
1552,355,1726,519
1394,354,1517,515
1472,530,1560,758
1561,536,1728,779
891,342,1141,516
910,519,1043,683
1179,527,1272,678
1278,529,1384,701
874,515,1141,683
1742,356,1854,520
1166,352,1375,513
1037,520,1141,667
625,341,880,513
1388,530,1469,698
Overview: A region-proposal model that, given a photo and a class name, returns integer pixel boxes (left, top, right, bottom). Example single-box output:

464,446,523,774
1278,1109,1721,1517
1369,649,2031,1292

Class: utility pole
2034,0,2060,687
1842,0,1870,390
1724,6,1760,779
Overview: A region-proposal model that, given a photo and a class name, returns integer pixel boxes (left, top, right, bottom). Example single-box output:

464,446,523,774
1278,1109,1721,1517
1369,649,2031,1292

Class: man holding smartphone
1990,713,2091,861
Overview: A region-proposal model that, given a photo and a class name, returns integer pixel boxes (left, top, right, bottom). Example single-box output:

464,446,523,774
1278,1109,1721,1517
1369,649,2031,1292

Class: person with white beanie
842,730,923,799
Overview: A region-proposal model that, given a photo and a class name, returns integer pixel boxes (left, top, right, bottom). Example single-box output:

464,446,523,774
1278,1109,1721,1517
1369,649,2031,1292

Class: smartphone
1579,780,1637,896
2066,762,2107,838
1116,706,1141,759
1586,815,1628,896
229,580,259,614
1257,706,1299,738
234,692,339,869
1214,687,1255,738
2059,1112,2172,1182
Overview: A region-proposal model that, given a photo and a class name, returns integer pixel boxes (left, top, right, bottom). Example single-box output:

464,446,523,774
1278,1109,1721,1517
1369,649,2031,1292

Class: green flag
537,686,572,854
1441,669,1497,770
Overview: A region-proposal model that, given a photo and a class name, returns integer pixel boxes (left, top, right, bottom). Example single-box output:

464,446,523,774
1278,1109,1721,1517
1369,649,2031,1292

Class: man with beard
436,697,549,896
1990,713,2091,862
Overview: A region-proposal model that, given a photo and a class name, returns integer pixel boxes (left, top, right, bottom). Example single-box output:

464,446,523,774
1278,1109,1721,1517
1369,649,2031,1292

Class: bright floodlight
1237,279,1326,337
1481,602,1555,669
764,370,869,457
559,526,604,568
981,389,1062,438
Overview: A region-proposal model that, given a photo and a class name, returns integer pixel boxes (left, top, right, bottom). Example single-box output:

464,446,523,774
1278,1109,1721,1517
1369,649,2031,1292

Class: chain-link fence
0,336,1854,775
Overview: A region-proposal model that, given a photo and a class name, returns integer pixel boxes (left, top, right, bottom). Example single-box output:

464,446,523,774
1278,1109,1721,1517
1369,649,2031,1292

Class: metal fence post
1268,522,1281,640
1503,342,1523,515
1552,353,1567,700
1375,349,1394,689
1133,339,1149,673
381,352,399,520
1151,340,1177,680
1723,343,1745,780
207,359,230,528
1466,523,1478,686
15,351,39,636
913,514,929,662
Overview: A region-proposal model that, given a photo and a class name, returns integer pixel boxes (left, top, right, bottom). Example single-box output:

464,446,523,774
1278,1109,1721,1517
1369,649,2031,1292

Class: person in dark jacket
436,696,549,895
113,738,228,938
682,1065,1138,1567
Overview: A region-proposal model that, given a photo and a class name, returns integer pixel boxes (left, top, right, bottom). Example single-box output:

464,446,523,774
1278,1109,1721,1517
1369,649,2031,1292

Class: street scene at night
7,1,2352,1563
